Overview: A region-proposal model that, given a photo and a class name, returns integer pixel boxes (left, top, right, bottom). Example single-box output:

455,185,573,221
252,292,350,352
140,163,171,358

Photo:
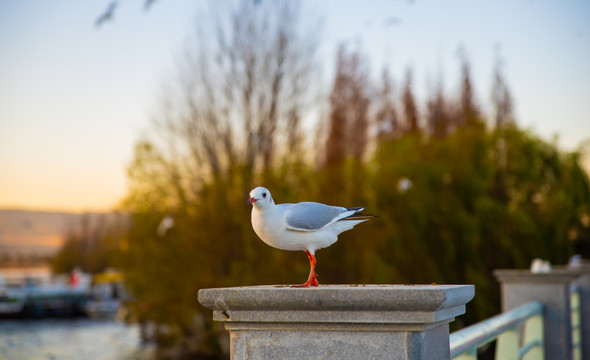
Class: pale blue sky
0,0,589,211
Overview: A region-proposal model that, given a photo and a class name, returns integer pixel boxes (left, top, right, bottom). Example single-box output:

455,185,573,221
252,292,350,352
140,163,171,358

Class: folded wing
282,202,364,232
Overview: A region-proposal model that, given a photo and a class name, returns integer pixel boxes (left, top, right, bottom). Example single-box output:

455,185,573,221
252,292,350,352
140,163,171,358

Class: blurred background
1,0,589,358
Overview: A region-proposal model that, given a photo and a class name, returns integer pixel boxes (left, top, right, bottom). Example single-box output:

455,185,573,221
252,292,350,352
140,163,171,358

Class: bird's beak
247,197,258,204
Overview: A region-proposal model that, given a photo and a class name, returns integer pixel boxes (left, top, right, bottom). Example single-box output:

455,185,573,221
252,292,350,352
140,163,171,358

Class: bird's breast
251,209,278,242
251,208,300,251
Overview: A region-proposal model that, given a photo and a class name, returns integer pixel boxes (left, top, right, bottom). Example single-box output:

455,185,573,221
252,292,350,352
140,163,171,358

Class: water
0,318,156,360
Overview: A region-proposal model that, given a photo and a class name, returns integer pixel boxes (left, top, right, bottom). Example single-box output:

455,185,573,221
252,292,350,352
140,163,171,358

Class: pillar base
198,284,474,360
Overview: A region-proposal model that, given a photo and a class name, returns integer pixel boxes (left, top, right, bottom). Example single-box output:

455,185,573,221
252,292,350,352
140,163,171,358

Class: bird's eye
262,192,267,198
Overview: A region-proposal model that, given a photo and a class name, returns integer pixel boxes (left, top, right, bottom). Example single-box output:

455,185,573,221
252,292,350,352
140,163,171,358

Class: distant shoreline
0,210,126,260
0,265,51,276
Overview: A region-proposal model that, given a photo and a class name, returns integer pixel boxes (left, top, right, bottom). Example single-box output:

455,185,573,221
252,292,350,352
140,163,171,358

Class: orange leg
292,250,319,288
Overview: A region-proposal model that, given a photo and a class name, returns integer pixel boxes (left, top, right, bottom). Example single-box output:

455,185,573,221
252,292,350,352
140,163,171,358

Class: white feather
249,186,369,254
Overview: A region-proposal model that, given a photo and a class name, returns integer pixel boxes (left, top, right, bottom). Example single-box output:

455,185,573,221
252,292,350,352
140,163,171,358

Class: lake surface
0,318,156,360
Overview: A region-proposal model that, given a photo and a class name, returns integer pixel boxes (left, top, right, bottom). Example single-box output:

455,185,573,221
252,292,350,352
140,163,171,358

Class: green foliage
366,124,590,324
118,122,590,345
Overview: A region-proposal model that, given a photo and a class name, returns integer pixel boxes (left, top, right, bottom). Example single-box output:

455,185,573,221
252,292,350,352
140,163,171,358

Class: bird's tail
342,207,377,221
332,218,370,234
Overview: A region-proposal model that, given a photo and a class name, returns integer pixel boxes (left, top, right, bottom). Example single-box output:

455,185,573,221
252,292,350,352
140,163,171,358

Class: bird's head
248,186,274,208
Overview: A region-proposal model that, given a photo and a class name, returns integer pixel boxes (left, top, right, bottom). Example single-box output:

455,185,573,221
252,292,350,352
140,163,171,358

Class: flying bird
248,186,373,287
95,1,118,28
144,0,157,11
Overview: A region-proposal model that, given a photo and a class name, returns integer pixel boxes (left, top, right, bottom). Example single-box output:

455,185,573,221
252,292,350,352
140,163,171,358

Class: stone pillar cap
494,269,580,283
553,264,590,275
198,284,474,325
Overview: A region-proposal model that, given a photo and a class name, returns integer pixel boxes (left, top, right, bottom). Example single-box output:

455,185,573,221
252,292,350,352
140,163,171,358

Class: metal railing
450,301,544,360
571,284,582,360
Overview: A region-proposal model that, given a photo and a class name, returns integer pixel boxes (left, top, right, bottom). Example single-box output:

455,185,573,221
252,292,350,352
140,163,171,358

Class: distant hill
0,210,124,258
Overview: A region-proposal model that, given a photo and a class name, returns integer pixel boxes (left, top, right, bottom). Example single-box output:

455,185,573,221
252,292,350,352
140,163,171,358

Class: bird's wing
95,1,117,28
282,202,361,232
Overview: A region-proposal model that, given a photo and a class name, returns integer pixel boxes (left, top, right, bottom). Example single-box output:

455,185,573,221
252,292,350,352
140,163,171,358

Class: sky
0,0,589,212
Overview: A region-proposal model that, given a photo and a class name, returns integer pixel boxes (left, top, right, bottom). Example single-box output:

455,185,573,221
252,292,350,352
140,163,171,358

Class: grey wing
283,202,350,231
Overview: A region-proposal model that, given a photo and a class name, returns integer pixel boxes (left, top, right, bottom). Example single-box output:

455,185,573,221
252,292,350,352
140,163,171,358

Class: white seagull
248,186,373,287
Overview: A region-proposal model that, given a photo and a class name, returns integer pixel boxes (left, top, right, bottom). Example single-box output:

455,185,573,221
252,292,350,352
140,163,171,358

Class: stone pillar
494,269,579,360
198,285,474,360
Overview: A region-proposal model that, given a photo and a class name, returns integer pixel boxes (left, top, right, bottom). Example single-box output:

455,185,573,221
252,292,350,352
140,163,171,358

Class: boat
0,287,28,316
0,267,92,318
0,267,131,319
84,270,127,319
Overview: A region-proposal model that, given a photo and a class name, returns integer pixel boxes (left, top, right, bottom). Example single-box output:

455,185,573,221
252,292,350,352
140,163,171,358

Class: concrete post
494,269,579,360
198,285,474,360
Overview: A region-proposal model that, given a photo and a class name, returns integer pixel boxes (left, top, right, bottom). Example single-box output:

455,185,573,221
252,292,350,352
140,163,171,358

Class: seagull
144,0,157,11
95,1,118,28
248,186,373,287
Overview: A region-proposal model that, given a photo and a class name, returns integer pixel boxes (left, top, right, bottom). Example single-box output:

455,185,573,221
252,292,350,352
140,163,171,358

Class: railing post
450,302,544,359
522,314,544,360
496,327,519,359
199,285,474,360
572,285,582,360
567,263,590,360
494,269,579,360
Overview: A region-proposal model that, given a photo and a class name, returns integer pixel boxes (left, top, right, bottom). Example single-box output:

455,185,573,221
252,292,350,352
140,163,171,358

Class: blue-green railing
571,284,582,360
450,301,544,360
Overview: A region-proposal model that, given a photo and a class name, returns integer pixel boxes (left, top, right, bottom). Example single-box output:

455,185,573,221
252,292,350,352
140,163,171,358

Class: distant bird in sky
95,1,118,28
248,186,373,287
144,0,157,11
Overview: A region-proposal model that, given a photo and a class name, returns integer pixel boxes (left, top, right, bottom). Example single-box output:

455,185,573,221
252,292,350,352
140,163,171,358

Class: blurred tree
368,122,590,325
458,58,482,128
117,5,590,354
426,79,452,138
491,56,514,128
323,45,371,166
375,66,400,141
51,213,126,274
150,0,319,192
118,0,320,356
401,69,420,134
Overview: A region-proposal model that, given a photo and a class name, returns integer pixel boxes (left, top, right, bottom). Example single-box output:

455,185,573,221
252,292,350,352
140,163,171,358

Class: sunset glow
0,0,588,211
